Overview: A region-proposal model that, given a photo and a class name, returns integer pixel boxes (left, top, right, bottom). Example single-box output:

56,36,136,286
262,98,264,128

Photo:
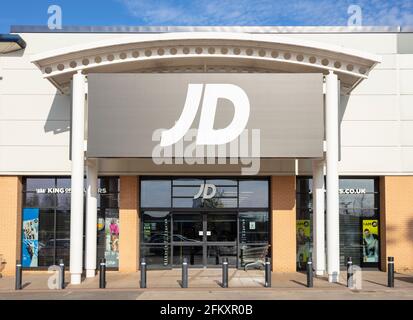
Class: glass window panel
142,211,170,244
203,197,237,208
173,178,203,185
141,180,171,208
205,179,237,186
172,245,203,266
98,177,119,193
172,186,237,198
239,180,268,208
339,179,377,193
56,193,71,210
56,178,71,189
172,198,202,208
239,244,270,268
214,186,237,197
339,214,363,266
296,176,380,269
239,212,268,244
37,209,55,267
339,194,377,210
105,210,120,268
25,193,56,208
173,214,202,242
207,246,237,266
96,208,120,268
296,208,312,220
296,193,312,210
339,208,379,218
97,208,106,265
141,245,171,267
296,178,312,194
296,218,312,270
26,178,55,192
207,214,237,242
99,193,119,209
55,210,70,265
173,186,201,197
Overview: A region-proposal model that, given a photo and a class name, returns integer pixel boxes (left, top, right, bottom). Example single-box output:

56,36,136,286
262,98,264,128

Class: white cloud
118,0,413,26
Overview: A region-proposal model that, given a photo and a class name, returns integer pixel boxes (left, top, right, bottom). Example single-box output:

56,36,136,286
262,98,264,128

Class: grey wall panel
87,73,324,158
398,34,413,54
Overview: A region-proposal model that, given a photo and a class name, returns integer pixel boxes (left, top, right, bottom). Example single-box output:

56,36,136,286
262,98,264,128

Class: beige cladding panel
0,176,22,276
270,176,296,272
380,176,413,272
119,176,139,272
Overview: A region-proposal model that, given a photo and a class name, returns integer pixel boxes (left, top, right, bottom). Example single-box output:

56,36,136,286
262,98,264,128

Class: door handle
206,231,211,236
199,231,204,236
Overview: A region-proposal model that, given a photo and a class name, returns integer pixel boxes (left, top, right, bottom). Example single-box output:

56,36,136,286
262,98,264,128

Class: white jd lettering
160,84,250,147
194,184,217,200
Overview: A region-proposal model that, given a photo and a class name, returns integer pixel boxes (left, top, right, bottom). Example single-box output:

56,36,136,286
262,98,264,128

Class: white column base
86,269,96,278
315,270,324,277
71,273,82,285
328,272,340,283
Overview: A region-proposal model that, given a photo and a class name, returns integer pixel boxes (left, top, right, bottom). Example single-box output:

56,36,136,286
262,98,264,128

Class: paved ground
0,269,412,300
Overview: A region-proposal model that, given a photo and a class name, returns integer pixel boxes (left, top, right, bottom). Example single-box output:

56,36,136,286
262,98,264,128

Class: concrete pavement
0,269,412,300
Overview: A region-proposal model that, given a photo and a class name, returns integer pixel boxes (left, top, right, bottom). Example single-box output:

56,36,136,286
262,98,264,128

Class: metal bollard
15,260,22,290
59,259,65,290
182,257,188,288
264,257,271,288
347,257,353,288
222,258,228,288
388,256,394,288
140,257,147,288
306,257,313,288
99,258,106,289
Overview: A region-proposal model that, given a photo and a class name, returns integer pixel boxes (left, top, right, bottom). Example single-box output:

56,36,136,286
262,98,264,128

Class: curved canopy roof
31,32,381,94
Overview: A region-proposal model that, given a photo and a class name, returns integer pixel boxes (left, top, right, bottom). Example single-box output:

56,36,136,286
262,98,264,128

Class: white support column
69,71,86,285
312,159,325,276
325,71,340,283
85,159,98,278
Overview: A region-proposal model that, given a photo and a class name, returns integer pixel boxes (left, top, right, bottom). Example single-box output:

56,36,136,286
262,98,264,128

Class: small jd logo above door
194,184,217,200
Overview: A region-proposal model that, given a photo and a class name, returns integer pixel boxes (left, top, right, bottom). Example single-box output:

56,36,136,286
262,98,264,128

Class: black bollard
306,257,313,288
182,257,188,288
15,260,22,290
59,259,65,290
388,256,394,288
347,257,353,288
264,257,271,288
99,258,106,289
222,258,228,288
140,257,147,288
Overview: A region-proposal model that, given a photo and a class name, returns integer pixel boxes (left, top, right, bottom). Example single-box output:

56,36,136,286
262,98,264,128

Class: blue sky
1,0,412,33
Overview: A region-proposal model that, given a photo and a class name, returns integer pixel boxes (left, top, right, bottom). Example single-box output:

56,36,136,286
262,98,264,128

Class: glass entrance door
205,213,237,266
172,212,237,267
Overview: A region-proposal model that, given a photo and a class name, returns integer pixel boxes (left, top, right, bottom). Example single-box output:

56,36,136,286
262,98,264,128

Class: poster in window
362,219,379,263
22,208,39,267
296,220,311,268
105,217,119,267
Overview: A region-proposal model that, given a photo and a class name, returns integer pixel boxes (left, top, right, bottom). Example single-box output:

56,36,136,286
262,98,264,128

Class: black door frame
171,211,238,268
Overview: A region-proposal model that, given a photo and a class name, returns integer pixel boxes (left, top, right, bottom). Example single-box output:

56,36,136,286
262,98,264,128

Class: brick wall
271,176,296,272
0,176,22,276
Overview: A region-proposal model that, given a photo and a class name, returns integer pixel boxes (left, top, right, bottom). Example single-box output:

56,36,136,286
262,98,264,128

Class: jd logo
160,84,250,146
194,184,217,200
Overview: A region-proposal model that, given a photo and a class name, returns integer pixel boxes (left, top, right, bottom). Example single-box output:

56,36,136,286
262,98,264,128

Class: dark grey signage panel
87,73,324,158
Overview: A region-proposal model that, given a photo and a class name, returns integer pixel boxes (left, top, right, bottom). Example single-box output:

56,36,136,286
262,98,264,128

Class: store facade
1,26,413,285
